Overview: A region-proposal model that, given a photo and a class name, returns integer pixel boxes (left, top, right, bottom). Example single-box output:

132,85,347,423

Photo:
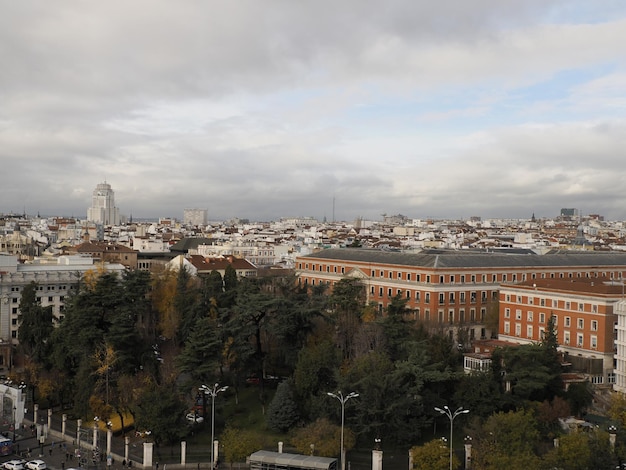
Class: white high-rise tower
87,182,121,225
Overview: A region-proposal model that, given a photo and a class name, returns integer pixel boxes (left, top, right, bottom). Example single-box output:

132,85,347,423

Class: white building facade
87,182,120,225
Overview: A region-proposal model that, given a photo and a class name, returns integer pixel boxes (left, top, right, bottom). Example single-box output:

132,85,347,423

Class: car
4,460,25,470
26,461,47,470
186,413,204,424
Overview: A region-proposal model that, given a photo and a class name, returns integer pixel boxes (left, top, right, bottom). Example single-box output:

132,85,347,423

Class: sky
2,1,626,223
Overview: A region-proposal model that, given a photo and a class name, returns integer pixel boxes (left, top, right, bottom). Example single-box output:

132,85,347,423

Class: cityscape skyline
2,2,626,221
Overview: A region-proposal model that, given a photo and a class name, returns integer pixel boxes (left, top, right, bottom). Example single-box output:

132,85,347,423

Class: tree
221,426,263,468
471,409,542,470
266,380,300,433
329,278,366,361
410,439,457,470
291,418,355,457
18,281,54,366
135,383,188,446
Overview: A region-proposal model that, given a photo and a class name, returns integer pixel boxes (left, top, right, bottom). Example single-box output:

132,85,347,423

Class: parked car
26,460,47,470
186,413,204,424
4,460,26,470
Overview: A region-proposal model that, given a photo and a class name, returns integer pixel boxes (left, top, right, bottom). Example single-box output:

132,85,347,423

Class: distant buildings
183,209,208,226
87,182,120,226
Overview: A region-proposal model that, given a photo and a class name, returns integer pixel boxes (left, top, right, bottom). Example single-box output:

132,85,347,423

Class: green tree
18,281,54,365
135,383,188,446
291,418,355,457
471,409,542,470
266,380,300,433
329,278,366,361
410,439,456,470
221,426,263,467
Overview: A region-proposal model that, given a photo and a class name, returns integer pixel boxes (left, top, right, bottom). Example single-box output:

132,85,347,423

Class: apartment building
0,253,126,373
296,248,626,343
499,278,624,385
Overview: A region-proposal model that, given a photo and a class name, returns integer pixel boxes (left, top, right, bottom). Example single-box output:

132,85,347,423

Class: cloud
1,1,626,221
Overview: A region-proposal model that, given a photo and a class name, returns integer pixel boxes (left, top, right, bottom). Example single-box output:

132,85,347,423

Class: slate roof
300,248,626,269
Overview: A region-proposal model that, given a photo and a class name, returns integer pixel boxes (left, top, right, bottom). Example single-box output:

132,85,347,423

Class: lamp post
200,383,229,470
327,391,359,470
434,405,469,470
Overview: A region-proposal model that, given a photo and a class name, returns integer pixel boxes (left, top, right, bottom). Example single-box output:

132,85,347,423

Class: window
577,334,583,347
439,293,445,304
379,287,383,296
591,320,598,331
578,303,584,312
540,299,545,306
527,311,533,322
438,310,444,323
528,297,533,305
398,272,402,279
539,327,545,339
527,325,533,338
415,291,421,301
407,274,411,281
406,290,411,299
440,275,444,283
505,308,511,318
460,292,466,302
450,275,455,283
417,274,421,282
471,292,477,303
470,308,476,322
425,293,430,303
539,312,545,323
577,318,584,329
515,309,522,320
449,292,455,303
506,294,511,302
471,275,476,282
592,304,598,313
565,302,571,310
515,323,521,336
448,310,454,324
426,275,431,283
591,335,598,349
460,275,465,283
552,299,558,307
564,331,570,345
480,308,486,321
517,295,522,303
388,288,392,297
389,272,393,279
504,321,510,334
565,316,571,327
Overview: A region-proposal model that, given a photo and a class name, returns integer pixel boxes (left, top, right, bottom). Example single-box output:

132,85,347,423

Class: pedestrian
49,447,53,456
122,460,126,468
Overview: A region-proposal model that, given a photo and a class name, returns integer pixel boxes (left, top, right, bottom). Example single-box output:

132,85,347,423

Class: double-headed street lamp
434,405,469,470
200,383,229,470
327,391,359,470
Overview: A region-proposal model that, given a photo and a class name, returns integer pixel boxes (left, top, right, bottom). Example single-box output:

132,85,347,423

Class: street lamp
327,391,359,470
434,405,469,470
200,383,229,470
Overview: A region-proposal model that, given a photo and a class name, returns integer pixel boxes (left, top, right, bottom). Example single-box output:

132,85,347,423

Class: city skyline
1,1,626,221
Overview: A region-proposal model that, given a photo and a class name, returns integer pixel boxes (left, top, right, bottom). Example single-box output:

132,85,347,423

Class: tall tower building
87,182,121,225
183,208,208,226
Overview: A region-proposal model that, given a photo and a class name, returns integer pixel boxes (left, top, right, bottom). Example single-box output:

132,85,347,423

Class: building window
448,310,454,324
460,275,465,283
592,304,598,313
439,293,445,304
426,275,431,283
438,310,444,323
577,318,584,329
406,290,411,299
505,308,511,318
450,275,455,283
527,325,533,338
515,323,521,336
517,295,522,303
564,331,570,345
471,275,476,282
379,287,383,296
591,320,598,331
506,294,511,302
516,309,522,320
552,299,558,307
449,292,455,303
504,321,510,334
388,288,392,297
460,292,465,302
480,308,486,321
470,308,476,322
565,316,571,327
502,274,507,282
539,312,545,323
527,311,533,322
415,291,420,301
471,292,477,303
407,274,411,281
577,334,584,347
440,275,445,283
578,303,584,312
539,327,545,339
540,298,545,306
389,272,393,279
425,293,430,303
591,335,598,349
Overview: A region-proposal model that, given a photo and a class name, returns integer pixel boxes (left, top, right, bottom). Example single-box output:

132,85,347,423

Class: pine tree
267,380,300,433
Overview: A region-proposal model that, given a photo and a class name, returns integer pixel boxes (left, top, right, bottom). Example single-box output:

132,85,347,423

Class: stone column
181,441,186,466
213,440,219,467
77,419,82,449
107,429,112,456
62,414,67,438
93,421,99,448
125,436,130,463
278,442,283,453
143,441,154,469
47,409,52,430
372,450,383,470
34,404,39,424
464,437,473,470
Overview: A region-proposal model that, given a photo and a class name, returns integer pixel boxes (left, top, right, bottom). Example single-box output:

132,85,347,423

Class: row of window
412,307,487,323
504,295,599,313
503,322,600,349
299,263,626,284
370,286,496,304
503,309,599,331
